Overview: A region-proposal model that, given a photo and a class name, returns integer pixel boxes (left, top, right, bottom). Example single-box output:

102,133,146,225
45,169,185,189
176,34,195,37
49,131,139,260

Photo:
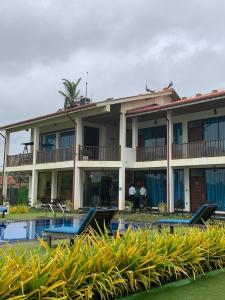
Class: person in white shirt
129,184,136,210
140,185,147,209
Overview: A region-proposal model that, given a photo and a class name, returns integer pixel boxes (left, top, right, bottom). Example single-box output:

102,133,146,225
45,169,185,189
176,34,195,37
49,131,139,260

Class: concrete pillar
30,170,38,207
184,167,190,211
74,167,82,210
51,171,58,201
28,174,32,205
132,117,138,148
100,125,107,147
56,132,60,149
2,131,10,201
167,111,174,212
33,127,40,164
118,113,126,210
119,166,125,210
73,117,83,210
183,121,188,143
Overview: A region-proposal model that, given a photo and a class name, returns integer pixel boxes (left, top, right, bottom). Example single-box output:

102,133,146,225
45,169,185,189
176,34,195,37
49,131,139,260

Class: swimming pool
0,216,132,244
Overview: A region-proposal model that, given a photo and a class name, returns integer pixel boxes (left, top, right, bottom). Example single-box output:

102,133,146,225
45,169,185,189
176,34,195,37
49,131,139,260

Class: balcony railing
37,148,74,163
136,145,167,161
7,153,33,167
173,139,225,159
79,146,121,161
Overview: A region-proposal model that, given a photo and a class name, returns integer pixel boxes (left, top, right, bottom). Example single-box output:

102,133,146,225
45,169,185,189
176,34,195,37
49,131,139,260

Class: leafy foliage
58,78,82,109
9,205,30,214
0,226,225,299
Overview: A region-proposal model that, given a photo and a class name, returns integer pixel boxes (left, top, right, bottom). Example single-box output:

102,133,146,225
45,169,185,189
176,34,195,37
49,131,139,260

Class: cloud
1,0,225,159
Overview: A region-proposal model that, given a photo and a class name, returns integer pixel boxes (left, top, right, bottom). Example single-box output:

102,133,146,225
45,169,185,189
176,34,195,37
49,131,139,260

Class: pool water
0,216,131,244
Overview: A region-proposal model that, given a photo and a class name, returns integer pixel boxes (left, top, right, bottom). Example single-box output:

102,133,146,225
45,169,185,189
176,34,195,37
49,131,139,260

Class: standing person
129,183,136,211
140,185,147,210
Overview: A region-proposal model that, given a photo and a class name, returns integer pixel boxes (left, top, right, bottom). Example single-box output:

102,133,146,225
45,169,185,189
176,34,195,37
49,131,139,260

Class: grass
0,208,192,223
0,209,224,229
0,209,70,221
122,269,225,300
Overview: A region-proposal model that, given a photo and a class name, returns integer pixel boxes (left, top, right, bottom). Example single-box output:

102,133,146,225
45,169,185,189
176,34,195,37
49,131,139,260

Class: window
40,133,56,151
173,123,182,144
138,125,167,147
60,130,75,148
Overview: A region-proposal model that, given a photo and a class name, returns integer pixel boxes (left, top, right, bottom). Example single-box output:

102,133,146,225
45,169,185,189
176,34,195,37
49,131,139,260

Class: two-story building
1,87,225,213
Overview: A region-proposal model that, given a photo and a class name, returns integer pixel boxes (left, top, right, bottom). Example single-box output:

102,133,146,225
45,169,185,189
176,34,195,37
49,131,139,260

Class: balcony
172,140,225,159
7,153,33,167
37,148,74,163
78,146,121,161
136,145,167,161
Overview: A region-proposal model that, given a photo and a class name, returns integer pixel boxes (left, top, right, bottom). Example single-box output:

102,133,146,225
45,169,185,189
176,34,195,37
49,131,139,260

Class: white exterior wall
4,104,225,212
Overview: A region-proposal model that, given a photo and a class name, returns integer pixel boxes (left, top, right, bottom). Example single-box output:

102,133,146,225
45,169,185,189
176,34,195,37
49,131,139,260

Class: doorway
84,126,99,146
190,169,206,212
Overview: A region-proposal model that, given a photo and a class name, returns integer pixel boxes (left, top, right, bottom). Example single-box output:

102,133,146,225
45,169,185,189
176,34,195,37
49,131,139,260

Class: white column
33,127,40,164
184,167,190,211
30,170,38,207
118,113,126,210
132,117,138,148
167,111,174,212
119,113,126,160
73,117,83,210
119,166,125,210
28,174,32,205
74,167,82,210
183,121,188,143
51,171,58,201
56,132,60,149
3,131,10,201
100,125,107,147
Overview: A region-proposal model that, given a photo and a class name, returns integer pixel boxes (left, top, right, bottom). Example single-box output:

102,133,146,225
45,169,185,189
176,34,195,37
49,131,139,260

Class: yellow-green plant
9,205,30,214
0,226,225,299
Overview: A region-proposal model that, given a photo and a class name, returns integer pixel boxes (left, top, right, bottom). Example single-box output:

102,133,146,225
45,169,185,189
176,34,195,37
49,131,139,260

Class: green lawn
0,209,223,224
122,270,225,300
0,209,70,221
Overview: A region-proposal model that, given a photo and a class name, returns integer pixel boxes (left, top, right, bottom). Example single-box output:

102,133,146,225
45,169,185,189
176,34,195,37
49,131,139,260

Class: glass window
173,123,182,144
40,133,56,151
138,126,167,147
126,129,132,148
174,169,184,209
145,170,167,207
37,172,51,202
206,168,225,211
60,130,75,148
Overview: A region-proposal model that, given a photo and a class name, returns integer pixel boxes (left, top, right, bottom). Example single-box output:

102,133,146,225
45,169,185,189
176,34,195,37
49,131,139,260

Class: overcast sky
1,0,225,161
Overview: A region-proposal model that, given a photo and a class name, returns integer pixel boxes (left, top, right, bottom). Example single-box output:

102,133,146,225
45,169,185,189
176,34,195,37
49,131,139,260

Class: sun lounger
0,206,7,218
43,208,117,247
155,203,217,233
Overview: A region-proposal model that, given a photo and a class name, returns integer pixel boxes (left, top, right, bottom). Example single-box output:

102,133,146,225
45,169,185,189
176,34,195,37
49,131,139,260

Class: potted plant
158,201,167,213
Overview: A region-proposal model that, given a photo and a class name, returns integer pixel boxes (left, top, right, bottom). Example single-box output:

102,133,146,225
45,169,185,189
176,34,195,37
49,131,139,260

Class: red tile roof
126,89,225,117
0,103,96,130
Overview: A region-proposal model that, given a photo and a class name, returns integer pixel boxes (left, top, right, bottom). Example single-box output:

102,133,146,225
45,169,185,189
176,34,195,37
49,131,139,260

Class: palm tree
58,78,82,109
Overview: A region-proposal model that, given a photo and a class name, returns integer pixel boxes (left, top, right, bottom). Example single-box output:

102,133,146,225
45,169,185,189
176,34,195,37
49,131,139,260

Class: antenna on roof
85,72,88,99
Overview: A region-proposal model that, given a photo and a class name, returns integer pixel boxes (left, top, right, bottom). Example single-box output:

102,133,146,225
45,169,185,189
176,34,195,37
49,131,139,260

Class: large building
1,87,225,213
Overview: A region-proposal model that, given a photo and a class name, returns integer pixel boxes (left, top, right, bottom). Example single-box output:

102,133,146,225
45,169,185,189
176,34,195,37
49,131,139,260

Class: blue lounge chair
43,208,117,247
155,203,217,233
0,206,7,218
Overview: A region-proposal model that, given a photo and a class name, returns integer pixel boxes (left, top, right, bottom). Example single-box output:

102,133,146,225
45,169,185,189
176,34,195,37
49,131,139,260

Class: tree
58,78,82,109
